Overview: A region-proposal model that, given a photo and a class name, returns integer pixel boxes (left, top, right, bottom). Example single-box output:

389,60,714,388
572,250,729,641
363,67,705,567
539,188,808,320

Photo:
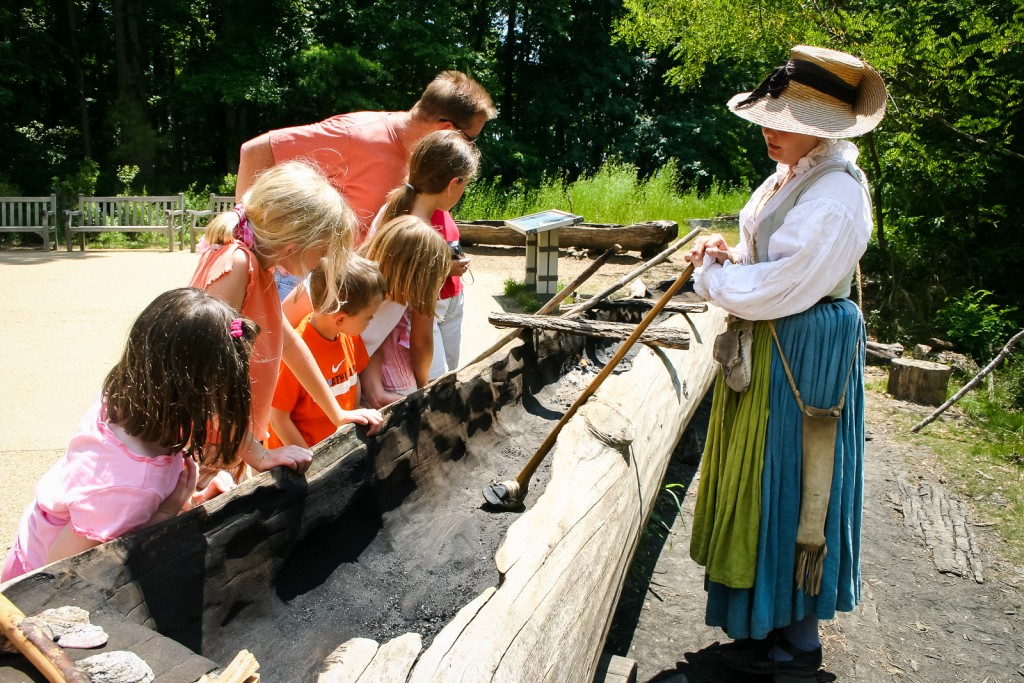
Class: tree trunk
887,358,951,406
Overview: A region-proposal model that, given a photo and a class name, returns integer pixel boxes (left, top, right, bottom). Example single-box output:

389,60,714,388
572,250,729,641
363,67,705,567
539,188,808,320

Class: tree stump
887,358,952,406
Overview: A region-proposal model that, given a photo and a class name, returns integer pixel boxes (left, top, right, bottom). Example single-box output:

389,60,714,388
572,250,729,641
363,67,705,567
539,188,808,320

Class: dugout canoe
0,297,726,683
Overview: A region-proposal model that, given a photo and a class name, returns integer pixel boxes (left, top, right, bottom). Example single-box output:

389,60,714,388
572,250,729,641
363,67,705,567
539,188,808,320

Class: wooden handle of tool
561,228,701,318
0,593,91,683
515,263,696,489
467,245,621,366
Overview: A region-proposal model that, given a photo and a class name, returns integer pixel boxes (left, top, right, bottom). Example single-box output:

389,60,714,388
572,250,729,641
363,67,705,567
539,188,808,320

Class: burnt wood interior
1,324,651,682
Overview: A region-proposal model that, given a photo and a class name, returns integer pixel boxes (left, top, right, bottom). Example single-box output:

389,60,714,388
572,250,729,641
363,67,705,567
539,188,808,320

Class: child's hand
260,445,313,475
156,457,199,518
189,470,236,508
449,257,471,278
341,408,384,436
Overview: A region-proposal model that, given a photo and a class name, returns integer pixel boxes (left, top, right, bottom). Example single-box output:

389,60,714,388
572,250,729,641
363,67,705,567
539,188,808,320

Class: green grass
459,159,747,238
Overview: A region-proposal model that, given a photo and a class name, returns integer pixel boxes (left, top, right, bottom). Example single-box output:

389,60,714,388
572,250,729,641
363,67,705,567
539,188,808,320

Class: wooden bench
0,195,59,250
65,194,185,252
184,193,235,252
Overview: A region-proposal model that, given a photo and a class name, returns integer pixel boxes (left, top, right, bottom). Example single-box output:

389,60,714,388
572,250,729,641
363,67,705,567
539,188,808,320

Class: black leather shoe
721,635,822,679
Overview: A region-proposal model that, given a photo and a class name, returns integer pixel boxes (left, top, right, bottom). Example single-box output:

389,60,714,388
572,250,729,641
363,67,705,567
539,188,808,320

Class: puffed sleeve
67,487,164,543
693,172,871,320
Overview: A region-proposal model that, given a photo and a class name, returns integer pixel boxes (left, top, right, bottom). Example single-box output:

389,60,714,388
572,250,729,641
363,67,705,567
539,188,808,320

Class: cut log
488,312,690,349
887,358,951,406
865,340,903,366
456,220,677,257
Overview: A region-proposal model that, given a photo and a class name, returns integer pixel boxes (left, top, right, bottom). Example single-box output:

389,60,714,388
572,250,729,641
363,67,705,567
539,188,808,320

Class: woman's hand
683,234,733,265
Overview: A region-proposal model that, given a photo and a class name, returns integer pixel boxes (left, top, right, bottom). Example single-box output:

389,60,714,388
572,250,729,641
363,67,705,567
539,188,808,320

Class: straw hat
728,45,887,138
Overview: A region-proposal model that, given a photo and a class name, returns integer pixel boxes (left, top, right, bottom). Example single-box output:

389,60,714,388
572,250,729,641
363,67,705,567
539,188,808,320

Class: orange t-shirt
267,315,370,448
269,111,408,244
189,241,283,441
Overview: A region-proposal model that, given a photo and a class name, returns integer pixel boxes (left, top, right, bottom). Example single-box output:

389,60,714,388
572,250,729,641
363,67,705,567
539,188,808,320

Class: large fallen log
456,220,678,257
1,303,727,683
488,311,690,349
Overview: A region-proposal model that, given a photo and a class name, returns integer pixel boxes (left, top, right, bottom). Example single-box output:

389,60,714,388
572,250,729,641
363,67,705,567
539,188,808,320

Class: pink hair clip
232,204,255,249
229,319,244,338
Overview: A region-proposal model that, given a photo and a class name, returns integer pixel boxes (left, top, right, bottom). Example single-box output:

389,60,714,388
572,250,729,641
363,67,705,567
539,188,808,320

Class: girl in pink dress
2,288,258,581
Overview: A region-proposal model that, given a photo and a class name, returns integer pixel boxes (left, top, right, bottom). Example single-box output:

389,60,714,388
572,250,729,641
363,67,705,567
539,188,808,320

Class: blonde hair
205,160,355,310
358,215,449,316
378,130,480,226
412,70,497,125
309,256,387,316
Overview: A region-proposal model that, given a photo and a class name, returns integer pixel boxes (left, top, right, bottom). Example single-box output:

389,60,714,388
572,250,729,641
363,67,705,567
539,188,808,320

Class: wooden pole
466,245,621,366
509,263,695,498
0,593,91,683
911,328,1024,433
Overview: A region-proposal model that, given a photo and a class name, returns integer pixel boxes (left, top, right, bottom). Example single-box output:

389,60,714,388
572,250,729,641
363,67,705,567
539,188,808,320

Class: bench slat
67,194,184,252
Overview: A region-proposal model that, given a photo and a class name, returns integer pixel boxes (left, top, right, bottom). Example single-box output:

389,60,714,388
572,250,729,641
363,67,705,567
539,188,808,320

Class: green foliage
116,165,141,196
501,278,542,313
459,159,747,231
936,289,1018,359
52,159,100,210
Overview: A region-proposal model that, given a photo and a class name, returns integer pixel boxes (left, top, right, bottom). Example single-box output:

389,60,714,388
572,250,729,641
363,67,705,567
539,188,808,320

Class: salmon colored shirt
2,398,184,582
267,315,369,448
189,241,283,441
269,111,408,244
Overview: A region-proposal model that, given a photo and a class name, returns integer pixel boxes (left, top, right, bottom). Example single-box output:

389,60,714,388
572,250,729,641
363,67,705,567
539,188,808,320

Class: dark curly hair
102,288,258,468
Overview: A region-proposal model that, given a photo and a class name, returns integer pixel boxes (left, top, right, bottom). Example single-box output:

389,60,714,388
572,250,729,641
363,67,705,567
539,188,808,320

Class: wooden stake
911,328,1024,433
0,593,91,683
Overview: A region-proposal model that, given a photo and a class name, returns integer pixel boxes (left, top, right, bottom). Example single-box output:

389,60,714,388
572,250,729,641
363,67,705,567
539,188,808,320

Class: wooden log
865,340,903,366
887,358,951,406
456,220,677,257
488,312,690,349
354,633,420,683
593,653,638,683
400,306,727,682
317,639,378,682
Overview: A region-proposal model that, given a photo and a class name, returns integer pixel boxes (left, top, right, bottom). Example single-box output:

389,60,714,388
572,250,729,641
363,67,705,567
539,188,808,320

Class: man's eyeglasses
439,119,478,143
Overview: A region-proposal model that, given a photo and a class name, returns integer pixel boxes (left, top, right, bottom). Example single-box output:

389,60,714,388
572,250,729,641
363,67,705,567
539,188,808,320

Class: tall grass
458,159,747,234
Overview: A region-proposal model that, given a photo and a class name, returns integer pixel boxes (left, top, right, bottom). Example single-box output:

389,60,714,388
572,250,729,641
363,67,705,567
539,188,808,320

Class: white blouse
692,139,872,320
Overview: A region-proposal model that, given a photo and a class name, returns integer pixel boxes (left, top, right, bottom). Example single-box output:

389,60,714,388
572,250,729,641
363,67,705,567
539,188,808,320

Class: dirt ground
607,369,1024,682
2,243,1022,682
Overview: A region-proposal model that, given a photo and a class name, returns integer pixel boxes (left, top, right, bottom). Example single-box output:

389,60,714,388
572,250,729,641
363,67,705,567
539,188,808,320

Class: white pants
430,291,465,377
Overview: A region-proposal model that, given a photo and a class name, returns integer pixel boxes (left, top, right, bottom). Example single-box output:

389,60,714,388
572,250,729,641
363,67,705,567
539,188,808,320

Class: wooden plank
593,653,638,683
488,312,690,349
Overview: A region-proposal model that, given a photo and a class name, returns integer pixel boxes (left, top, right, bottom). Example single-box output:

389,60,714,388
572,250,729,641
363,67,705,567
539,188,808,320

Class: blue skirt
704,299,866,639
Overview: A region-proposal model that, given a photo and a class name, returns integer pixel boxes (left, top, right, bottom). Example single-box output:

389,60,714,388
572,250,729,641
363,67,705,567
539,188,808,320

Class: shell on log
56,622,109,649
78,651,155,683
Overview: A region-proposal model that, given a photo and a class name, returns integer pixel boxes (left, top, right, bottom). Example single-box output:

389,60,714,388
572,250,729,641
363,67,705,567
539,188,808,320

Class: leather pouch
713,318,754,392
